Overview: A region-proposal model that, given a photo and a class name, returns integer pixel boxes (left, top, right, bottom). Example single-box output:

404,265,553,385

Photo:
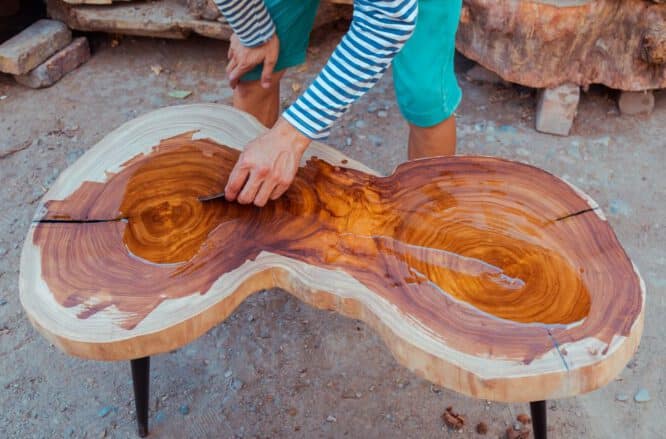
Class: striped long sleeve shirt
216,0,418,140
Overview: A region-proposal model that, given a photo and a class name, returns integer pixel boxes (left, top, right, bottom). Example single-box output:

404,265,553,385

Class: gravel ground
0,23,664,438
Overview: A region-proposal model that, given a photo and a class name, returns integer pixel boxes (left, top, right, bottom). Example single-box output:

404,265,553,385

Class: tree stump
457,0,666,91
20,104,644,402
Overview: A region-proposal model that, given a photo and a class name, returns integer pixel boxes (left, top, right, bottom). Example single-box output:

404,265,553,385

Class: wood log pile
47,0,351,41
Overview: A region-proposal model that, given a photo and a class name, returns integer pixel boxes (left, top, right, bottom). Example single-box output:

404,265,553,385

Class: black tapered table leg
130,356,150,437
530,400,547,439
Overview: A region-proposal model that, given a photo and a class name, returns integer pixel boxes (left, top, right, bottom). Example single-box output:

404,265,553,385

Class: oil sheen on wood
20,104,644,402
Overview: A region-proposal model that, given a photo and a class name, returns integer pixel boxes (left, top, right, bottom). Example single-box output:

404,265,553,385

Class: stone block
535,83,580,136
15,37,90,89
618,90,655,116
0,19,71,75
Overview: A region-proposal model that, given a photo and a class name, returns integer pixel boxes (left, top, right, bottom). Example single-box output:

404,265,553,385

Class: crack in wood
554,207,599,222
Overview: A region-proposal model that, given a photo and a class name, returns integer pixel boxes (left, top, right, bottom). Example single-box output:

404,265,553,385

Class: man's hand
225,118,311,206
226,33,279,89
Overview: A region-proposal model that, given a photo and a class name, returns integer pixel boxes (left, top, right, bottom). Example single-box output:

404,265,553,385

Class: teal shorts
242,0,462,127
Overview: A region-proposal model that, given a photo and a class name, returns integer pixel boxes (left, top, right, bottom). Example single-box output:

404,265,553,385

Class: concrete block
535,83,580,136
0,19,71,75
14,37,90,89
618,90,655,116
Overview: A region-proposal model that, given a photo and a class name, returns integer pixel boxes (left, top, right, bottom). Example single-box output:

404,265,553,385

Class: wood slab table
20,104,645,437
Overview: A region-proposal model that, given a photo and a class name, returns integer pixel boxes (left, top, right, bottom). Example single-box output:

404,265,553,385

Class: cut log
20,104,644,403
47,0,232,40
457,0,666,91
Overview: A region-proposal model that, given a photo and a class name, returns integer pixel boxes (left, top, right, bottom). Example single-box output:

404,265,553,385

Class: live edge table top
19,104,644,403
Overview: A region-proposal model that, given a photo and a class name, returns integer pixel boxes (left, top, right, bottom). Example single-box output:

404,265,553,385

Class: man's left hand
224,118,311,207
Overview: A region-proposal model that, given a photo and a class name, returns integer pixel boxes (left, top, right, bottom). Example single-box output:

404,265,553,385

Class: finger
270,183,290,201
226,57,237,74
224,163,250,202
236,171,263,205
228,64,248,89
253,179,277,207
261,58,277,89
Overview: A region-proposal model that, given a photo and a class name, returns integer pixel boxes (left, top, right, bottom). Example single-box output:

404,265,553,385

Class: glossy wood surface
19,104,644,402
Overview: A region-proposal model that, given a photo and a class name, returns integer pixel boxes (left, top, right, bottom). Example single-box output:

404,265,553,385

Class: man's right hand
226,33,280,89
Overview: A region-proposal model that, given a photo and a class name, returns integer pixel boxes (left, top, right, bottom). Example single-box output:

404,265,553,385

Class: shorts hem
399,90,463,128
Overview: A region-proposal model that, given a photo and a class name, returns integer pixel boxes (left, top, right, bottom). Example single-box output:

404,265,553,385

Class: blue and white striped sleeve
215,0,276,48
283,0,418,140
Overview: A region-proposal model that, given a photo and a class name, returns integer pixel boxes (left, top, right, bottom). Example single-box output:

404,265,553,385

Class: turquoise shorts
242,0,462,127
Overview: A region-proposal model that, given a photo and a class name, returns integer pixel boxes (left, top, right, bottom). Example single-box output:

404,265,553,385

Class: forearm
283,0,418,140
215,0,276,47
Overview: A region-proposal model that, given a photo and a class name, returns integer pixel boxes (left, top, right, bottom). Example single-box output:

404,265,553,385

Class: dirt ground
0,23,664,439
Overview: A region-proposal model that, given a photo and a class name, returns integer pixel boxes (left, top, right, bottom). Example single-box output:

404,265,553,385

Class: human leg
392,0,463,159
232,0,321,127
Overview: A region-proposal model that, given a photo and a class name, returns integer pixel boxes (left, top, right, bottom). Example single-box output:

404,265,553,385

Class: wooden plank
47,0,232,40
0,19,71,75
20,104,643,403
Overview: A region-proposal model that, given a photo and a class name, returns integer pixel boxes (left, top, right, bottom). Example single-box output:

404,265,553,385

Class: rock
465,64,506,84
97,406,116,418
178,404,190,415
609,199,631,216
442,406,465,430
229,378,243,391
476,421,488,434
535,83,580,136
616,393,629,402
0,20,72,75
368,135,383,147
354,120,367,129
516,413,531,425
345,136,352,147
634,388,650,402
618,91,655,116
326,415,337,422
377,110,388,118
506,426,530,439
367,103,379,113
15,37,91,89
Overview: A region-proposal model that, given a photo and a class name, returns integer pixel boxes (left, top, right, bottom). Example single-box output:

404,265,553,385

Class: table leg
130,357,150,437
530,400,547,439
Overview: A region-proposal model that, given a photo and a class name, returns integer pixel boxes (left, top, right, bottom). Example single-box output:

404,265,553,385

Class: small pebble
634,388,650,403
97,406,115,418
354,120,367,129
326,415,337,422
513,421,523,431
229,378,243,391
178,404,190,415
609,199,631,216
367,103,379,113
368,135,383,147
0,299,7,306
345,136,352,147
615,393,629,402
224,370,233,378
377,110,388,118
476,422,488,435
